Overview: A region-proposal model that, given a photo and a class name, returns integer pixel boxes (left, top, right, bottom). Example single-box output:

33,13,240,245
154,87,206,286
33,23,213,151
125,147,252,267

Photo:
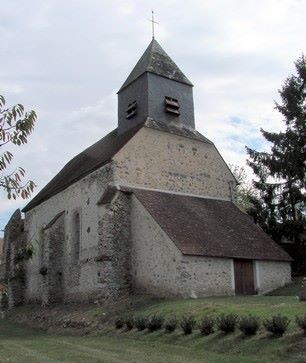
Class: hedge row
115,313,306,337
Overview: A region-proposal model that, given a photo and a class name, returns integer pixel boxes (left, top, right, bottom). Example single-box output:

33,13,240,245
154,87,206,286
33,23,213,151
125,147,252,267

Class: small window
165,97,180,115
126,101,137,119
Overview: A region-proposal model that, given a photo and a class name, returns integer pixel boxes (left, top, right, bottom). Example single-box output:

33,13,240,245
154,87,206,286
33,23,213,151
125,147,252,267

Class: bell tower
117,39,195,134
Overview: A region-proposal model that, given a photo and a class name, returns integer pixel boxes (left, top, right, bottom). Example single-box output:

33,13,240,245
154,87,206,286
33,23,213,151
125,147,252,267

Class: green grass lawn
268,276,305,297
0,318,305,363
1,294,305,363
125,295,306,323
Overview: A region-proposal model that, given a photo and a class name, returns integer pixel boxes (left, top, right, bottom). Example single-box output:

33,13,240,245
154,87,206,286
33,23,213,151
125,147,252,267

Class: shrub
134,316,148,331
180,315,196,335
296,315,306,334
238,315,260,336
114,317,124,329
164,317,178,333
217,313,238,333
299,278,306,301
198,316,215,336
147,315,164,332
125,316,134,331
263,315,290,336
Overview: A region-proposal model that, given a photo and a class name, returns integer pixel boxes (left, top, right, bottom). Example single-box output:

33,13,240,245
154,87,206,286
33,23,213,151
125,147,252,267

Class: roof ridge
118,184,231,202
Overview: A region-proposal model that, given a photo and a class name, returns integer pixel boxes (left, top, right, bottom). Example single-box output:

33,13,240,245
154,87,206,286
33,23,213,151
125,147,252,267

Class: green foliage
0,94,37,199
238,315,260,336
9,267,26,283
14,244,35,263
134,316,148,331
0,291,8,309
114,318,124,329
180,315,196,335
164,317,177,333
263,315,290,336
230,165,258,212
299,278,306,301
246,55,306,252
295,315,306,334
198,316,215,335
217,313,238,333
146,314,164,332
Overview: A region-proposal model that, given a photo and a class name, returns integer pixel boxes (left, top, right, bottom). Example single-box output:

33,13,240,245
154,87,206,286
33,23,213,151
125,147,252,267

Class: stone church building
3,39,292,306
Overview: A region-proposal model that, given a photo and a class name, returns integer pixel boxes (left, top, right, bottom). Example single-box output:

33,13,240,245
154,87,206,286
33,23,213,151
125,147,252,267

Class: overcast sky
0,0,305,234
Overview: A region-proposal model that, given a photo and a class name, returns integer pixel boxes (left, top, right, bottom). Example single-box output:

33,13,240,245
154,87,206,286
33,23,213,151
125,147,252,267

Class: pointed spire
118,39,193,92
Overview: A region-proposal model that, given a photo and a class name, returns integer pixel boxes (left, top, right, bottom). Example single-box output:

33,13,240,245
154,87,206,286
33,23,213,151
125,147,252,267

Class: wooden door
234,259,255,295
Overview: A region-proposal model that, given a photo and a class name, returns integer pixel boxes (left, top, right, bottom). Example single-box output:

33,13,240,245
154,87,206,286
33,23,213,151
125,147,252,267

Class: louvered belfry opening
126,101,137,119
165,96,180,115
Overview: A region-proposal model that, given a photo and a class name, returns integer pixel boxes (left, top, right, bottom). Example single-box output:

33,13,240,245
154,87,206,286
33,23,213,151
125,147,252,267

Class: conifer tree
246,55,306,247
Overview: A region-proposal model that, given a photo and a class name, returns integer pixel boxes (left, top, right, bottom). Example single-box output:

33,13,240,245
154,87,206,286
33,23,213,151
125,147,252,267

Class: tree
0,95,37,200
246,55,306,248
230,164,258,212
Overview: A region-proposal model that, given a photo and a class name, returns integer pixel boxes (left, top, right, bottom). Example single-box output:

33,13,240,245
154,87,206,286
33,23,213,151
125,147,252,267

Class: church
3,38,292,306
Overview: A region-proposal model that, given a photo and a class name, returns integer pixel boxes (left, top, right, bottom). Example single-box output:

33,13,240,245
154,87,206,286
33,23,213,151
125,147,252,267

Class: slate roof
145,118,213,144
118,39,193,92
127,188,292,262
22,124,143,212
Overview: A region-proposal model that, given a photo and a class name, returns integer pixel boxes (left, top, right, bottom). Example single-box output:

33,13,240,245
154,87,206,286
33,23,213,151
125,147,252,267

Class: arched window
72,211,81,262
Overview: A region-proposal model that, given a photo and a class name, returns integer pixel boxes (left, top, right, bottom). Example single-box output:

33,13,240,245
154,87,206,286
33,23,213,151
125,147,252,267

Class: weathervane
148,10,158,39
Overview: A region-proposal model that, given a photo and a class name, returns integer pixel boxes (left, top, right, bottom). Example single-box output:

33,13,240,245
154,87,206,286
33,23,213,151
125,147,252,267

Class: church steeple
117,39,195,134
119,39,193,92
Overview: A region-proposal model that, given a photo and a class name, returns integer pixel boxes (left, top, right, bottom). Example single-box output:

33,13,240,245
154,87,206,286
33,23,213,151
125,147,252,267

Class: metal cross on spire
148,10,158,39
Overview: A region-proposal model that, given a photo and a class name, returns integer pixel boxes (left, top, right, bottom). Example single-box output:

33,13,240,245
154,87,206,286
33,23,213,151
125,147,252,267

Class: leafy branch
0,94,37,199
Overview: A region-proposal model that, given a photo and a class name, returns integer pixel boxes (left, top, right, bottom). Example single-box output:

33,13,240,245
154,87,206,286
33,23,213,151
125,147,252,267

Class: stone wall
130,196,234,297
96,192,132,300
11,125,291,305
21,125,236,304
41,213,65,305
113,127,235,200
24,163,114,304
2,210,27,308
255,260,291,294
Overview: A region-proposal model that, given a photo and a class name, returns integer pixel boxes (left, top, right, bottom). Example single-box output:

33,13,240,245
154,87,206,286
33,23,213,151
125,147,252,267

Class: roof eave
117,70,193,94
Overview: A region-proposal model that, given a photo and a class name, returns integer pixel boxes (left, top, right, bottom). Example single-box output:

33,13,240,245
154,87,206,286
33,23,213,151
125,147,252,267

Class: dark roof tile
128,188,292,262
23,124,143,212
145,118,213,144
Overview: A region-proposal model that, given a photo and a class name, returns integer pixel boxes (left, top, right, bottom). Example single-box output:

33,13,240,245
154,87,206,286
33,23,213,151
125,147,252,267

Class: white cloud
0,0,305,232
